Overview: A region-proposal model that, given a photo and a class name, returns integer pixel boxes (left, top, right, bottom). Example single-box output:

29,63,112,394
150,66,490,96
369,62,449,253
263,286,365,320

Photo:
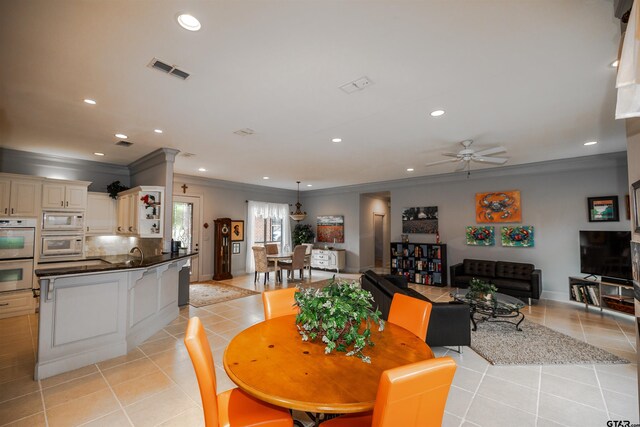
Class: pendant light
290,181,307,222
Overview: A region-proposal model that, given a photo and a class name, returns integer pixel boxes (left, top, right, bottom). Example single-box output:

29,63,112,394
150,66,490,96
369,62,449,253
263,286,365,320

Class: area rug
189,282,259,307
470,319,629,365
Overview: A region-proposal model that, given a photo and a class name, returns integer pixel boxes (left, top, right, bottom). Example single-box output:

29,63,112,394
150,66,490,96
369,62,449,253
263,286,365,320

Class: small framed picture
587,196,619,222
231,220,244,241
632,181,640,232
232,242,241,254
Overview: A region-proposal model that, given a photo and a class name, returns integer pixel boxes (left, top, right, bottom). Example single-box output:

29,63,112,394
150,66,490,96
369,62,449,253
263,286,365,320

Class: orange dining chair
388,293,432,341
184,317,293,427
262,287,299,320
320,357,457,427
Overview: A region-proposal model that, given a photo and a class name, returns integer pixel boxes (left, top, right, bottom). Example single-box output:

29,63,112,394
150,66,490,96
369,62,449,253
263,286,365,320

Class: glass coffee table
452,289,525,331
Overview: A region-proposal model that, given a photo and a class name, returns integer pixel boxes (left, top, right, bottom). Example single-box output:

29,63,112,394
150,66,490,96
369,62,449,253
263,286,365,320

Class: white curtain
616,0,640,119
245,201,292,273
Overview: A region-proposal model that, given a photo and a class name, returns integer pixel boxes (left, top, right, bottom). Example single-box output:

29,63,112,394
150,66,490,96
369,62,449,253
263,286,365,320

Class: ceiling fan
425,139,509,173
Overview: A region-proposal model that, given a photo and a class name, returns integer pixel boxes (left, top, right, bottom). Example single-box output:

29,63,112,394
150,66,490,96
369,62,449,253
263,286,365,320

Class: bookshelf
390,242,447,286
568,276,633,315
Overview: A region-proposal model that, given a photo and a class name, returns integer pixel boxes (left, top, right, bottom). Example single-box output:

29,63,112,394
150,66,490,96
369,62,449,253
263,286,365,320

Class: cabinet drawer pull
66,201,68,207
61,201,64,206
128,226,133,232
3,208,6,214
0,303,9,306
10,208,13,214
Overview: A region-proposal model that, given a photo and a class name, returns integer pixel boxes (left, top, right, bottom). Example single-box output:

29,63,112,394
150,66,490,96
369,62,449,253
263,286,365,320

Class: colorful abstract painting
475,190,522,223
317,215,344,243
466,226,495,246
501,226,534,247
402,206,438,234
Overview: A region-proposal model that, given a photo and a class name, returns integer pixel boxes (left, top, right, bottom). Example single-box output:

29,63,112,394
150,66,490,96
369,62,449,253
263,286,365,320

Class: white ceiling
0,0,627,191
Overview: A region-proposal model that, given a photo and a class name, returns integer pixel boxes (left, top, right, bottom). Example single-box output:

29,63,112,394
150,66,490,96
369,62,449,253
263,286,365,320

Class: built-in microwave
40,235,84,258
42,211,84,232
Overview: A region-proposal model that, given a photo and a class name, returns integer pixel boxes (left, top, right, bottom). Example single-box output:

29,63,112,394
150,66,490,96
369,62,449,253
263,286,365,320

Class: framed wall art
231,220,244,241
401,206,438,234
475,190,521,223
633,181,640,232
501,226,534,247
465,226,495,246
232,242,241,254
317,215,344,243
587,196,619,222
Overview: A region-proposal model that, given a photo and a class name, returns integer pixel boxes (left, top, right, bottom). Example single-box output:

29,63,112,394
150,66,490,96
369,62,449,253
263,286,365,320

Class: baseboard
540,290,568,302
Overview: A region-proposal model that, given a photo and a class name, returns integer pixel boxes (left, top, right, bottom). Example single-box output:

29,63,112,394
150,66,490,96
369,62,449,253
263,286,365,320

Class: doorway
172,195,202,282
374,213,385,268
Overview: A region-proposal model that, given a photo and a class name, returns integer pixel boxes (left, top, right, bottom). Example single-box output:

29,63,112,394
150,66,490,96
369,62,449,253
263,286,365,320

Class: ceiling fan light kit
425,139,510,176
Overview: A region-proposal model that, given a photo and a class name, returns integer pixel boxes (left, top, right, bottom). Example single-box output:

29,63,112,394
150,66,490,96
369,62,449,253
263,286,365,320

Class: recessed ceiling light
83,99,96,105
584,141,598,146
94,152,105,156
198,168,206,172
332,138,342,143
430,110,445,117
611,60,619,68
307,184,313,187
263,176,269,180
177,14,201,31
114,133,128,139
154,129,163,134
406,168,414,172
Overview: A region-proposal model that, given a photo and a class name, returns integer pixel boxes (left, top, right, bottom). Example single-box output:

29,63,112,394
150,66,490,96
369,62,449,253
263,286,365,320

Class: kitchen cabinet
311,249,346,273
0,176,42,217
86,192,116,235
116,186,164,238
0,290,36,319
42,181,88,210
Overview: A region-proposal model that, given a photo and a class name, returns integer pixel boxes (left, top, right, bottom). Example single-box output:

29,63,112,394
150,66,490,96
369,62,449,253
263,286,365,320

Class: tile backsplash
85,236,163,257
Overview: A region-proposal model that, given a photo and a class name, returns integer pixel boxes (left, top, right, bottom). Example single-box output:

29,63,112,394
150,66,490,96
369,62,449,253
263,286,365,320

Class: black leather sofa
361,270,470,350
450,259,541,304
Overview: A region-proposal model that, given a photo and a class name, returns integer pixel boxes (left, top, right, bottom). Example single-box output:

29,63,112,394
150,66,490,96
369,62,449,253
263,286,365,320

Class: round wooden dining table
222,315,434,414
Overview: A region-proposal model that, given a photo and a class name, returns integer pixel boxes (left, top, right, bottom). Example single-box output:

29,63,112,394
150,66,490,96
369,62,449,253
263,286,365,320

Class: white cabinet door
86,193,115,235
42,183,66,209
116,195,130,234
11,180,40,217
0,178,10,217
65,186,87,210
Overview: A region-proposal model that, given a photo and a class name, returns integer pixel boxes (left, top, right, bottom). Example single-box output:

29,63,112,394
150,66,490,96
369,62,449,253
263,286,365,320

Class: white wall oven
0,219,35,293
42,211,84,232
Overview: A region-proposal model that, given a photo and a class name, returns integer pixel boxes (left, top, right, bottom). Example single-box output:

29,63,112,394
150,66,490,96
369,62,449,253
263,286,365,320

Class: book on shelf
587,286,600,306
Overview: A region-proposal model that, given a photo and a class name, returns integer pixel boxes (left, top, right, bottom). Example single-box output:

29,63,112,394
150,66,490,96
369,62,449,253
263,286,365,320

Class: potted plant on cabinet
293,223,315,246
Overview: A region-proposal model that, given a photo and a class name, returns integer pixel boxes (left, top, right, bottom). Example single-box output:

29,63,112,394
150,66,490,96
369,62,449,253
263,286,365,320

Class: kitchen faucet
130,246,144,263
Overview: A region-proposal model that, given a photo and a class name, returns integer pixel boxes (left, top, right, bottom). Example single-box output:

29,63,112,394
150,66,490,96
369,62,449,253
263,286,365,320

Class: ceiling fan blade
425,158,458,167
473,156,509,164
474,146,506,157
455,160,468,172
442,152,460,158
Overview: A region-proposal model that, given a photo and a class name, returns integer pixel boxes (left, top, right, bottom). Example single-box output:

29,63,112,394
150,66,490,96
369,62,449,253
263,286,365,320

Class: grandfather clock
213,218,233,280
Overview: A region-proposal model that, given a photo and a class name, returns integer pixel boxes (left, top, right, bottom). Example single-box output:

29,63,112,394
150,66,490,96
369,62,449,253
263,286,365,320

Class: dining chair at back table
319,356,457,427
279,245,307,280
184,317,293,427
262,287,300,320
253,245,280,284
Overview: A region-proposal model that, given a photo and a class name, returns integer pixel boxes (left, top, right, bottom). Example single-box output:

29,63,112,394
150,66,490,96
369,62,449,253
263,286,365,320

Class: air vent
148,58,190,80
339,76,373,94
115,140,134,147
233,128,255,136
180,152,196,158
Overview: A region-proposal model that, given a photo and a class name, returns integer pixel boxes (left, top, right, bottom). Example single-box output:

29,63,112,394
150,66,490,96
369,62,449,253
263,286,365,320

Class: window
253,216,283,246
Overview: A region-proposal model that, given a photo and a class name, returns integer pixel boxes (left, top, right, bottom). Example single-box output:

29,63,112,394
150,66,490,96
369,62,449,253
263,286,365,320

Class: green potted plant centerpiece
294,278,384,363
468,278,498,301
292,223,315,247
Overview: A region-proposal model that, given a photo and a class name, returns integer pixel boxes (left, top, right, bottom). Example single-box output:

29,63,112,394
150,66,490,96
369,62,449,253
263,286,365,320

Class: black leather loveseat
450,259,541,304
361,270,470,350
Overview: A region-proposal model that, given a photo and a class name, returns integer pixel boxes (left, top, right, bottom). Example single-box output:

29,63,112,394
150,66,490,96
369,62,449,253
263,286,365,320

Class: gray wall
173,174,295,279
302,152,630,301
0,148,130,191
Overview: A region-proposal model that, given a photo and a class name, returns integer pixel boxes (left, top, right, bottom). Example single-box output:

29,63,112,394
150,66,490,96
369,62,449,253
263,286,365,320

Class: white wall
627,119,640,243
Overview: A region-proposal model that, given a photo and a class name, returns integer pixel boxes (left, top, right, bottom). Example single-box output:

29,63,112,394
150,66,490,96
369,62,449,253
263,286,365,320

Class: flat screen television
579,230,632,283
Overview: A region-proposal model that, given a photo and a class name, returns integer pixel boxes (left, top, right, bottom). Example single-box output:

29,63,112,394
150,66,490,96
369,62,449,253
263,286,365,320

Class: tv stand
568,276,633,316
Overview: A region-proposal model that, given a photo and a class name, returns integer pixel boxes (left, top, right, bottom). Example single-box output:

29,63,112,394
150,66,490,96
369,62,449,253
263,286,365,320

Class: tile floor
0,270,638,427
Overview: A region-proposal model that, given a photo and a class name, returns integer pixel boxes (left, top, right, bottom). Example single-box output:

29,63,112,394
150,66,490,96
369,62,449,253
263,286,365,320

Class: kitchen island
34,251,197,379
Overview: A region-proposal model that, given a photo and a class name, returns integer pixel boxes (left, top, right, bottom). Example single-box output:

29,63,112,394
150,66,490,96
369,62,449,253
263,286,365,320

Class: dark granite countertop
35,251,198,278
